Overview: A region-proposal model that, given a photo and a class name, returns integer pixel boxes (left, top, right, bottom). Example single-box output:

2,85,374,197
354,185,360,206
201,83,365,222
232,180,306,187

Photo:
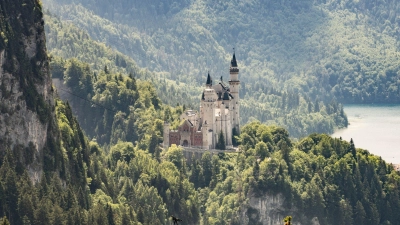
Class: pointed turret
206,72,212,86
230,52,239,74
231,52,238,67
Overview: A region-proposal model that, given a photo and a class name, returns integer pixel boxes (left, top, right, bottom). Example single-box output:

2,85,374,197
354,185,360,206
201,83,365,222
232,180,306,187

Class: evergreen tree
201,152,212,187
0,217,10,225
284,216,292,225
107,204,116,225
190,157,201,188
148,133,160,154
2,161,19,224
216,131,226,150
354,201,366,225
232,127,239,146
350,138,356,159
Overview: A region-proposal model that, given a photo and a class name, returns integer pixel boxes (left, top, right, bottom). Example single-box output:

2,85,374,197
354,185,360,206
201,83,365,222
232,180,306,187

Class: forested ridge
41,0,400,104
1,0,400,225
44,11,348,138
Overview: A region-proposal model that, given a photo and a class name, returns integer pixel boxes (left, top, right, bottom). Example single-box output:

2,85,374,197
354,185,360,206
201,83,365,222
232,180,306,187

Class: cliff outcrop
247,193,320,225
0,0,55,181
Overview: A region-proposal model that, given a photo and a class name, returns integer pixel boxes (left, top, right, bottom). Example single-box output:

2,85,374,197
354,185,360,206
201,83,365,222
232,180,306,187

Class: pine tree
350,138,356,159
0,217,10,225
190,156,201,188
2,158,19,224
283,216,292,225
216,131,226,150
354,201,366,225
148,133,160,154
107,204,116,225
201,152,212,187
232,127,238,146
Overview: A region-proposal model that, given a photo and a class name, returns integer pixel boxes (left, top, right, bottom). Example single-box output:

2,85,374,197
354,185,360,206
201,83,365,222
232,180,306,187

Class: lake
332,104,400,165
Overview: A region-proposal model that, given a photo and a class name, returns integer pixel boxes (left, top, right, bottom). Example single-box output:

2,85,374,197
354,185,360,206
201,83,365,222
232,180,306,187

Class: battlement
230,68,239,73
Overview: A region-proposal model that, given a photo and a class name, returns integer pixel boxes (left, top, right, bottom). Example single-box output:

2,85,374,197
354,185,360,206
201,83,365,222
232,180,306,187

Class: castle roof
223,91,230,100
231,53,238,67
206,72,212,86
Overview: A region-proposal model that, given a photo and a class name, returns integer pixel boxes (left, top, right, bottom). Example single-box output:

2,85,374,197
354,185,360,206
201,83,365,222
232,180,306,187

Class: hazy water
332,105,400,164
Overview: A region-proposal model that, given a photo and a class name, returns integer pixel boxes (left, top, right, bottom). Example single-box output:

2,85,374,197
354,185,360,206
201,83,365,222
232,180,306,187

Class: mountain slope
43,9,348,138
0,1,199,224
0,0,55,178
0,0,92,223
42,0,400,104
1,3,399,225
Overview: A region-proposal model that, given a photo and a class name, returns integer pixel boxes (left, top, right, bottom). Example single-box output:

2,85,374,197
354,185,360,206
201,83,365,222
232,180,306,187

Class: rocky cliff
0,0,55,182
247,193,320,225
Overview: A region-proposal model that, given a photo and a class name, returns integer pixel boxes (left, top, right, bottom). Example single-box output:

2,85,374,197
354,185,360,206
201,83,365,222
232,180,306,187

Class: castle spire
206,71,212,86
231,48,237,67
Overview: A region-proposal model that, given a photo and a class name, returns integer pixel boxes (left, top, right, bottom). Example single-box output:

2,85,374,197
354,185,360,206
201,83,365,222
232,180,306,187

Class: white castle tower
201,73,217,148
229,52,240,134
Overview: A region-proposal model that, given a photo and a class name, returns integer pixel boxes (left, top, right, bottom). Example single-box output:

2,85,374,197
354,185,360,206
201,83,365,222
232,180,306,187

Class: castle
163,53,240,149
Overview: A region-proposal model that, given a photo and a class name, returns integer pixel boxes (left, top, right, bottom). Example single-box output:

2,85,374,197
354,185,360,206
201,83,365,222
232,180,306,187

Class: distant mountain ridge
42,0,400,104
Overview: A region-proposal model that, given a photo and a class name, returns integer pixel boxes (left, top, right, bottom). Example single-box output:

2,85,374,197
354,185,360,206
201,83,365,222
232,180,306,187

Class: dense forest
1,0,400,225
44,12,348,138
2,108,400,224
42,0,400,104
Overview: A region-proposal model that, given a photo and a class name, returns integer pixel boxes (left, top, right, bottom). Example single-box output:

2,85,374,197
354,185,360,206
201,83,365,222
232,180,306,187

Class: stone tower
229,52,240,133
201,72,217,147
163,122,170,149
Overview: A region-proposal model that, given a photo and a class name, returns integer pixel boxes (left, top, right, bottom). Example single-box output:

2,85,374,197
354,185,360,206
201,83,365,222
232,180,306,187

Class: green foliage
236,122,400,225
44,0,400,106
43,13,196,108
0,217,10,225
165,144,185,170
284,216,292,225
0,99,199,224
215,131,226,150
41,0,400,137
3,1,400,225
51,56,184,146
41,3,350,138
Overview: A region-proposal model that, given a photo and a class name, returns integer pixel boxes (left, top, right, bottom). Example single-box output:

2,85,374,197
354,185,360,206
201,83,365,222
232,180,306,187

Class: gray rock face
0,27,53,183
247,193,320,225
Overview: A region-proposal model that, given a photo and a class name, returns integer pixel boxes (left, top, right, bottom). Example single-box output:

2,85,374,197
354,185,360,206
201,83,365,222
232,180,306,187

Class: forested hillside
42,0,400,104
44,11,348,138
2,1,400,225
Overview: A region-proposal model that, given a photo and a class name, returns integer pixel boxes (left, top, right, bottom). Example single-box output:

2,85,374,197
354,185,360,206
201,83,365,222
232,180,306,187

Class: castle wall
193,132,203,147
169,132,180,146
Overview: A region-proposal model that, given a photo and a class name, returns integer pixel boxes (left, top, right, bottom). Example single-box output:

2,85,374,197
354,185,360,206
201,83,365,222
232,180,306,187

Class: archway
182,140,189,147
